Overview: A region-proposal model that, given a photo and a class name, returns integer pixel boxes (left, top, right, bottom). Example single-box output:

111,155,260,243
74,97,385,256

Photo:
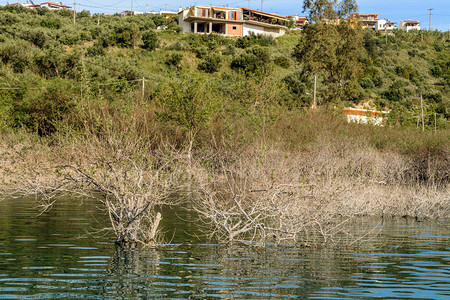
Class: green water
0,197,449,299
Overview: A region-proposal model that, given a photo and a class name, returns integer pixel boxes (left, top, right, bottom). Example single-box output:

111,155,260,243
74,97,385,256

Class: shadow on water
0,197,449,299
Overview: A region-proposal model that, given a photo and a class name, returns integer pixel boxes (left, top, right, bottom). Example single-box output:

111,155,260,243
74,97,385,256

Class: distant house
400,20,420,32
159,11,177,18
349,13,379,29
376,19,396,34
178,5,288,37
121,10,144,15
286,14,308,29
13,1,70,10
343,108,389,126
38,2,70,10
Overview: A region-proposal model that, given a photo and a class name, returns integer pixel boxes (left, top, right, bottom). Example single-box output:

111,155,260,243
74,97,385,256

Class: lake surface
0,197,449,299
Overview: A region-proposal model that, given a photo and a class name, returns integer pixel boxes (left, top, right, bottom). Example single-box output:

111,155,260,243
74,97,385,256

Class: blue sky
2,0,449,30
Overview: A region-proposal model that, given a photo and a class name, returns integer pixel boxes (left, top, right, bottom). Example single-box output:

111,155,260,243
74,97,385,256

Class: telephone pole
428,8,433,31
420,94,425,132
313,75,317,109
73,0,76,25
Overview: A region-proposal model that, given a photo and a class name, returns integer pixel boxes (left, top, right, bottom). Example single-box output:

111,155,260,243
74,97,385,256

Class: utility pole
420,94,425,132
142,77,145,98
131,0,133,14
248,0,250,8
260,0,263,11
434,113,437,133
81,53,84,102
313,75,317,109
146,3,148,13
73,0,76,25
385,22,387,45
428,8,433,31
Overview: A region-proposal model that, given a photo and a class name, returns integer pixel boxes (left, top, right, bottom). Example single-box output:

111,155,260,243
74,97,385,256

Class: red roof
41,2,70,7
356,13,379,16
402,20,419,24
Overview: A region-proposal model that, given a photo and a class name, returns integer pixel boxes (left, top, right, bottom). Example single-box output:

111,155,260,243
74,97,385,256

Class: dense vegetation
0,5,448,135
0,5,448,247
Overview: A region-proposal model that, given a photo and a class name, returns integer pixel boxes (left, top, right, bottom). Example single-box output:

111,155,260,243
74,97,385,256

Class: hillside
0,5,448,134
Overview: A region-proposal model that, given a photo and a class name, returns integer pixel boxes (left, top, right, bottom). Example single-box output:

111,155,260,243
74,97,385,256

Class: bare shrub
192,141,449,247
1,131,183,248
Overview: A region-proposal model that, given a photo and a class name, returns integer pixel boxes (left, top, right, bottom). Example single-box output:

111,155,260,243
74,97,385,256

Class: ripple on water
1,198,449,299
22,266,55,270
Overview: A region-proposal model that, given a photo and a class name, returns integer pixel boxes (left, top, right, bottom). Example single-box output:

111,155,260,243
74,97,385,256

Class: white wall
400,21,420,32
243,23,265,36
178,11,191,33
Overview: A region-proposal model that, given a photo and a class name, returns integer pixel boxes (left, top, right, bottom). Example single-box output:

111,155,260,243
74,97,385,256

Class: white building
12,1,70,10
400,20,420,32
121,10,144,15
376,19,396,34
343,108,389,126
38,2,70,10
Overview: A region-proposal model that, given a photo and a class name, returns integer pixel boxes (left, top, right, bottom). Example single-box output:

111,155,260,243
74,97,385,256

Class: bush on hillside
198,54,222,73
231,46,271,76
165,53,183,69
141,30,159,51
274,56,291,68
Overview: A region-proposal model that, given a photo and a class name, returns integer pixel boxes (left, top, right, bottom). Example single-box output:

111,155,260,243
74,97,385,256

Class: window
198,8,209,17
232,26,237,30
228,11,241,20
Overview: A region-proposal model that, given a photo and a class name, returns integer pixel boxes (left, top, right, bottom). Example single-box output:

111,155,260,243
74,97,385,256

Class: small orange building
343,108,389,126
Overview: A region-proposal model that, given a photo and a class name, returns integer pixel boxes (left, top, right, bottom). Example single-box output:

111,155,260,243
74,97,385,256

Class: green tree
302,0,357,23
157,77,216,157
294,2,364,102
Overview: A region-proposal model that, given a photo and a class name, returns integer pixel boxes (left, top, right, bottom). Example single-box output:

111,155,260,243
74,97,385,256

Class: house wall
243,23,265,36
178,11,191,33
400,22,420,32
264,26,284,37
227,23,242,36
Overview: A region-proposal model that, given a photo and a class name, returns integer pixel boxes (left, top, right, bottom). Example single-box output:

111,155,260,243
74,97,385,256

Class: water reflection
0,198,448,299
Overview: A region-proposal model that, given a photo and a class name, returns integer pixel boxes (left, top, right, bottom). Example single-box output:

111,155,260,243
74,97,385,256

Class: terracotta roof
358,13,378,16
401,20,419,24
41,2,70,7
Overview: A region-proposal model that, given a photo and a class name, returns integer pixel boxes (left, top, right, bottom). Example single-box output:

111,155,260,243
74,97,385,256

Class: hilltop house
286,14,308,29
400,20,420,32
38,2,70,10
178,5,288,37
376,19,396,34
349,13,379,29
14,1,70,10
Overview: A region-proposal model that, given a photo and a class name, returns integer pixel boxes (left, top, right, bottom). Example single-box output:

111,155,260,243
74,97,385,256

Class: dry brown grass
192,140,449,246
1,107,448,248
